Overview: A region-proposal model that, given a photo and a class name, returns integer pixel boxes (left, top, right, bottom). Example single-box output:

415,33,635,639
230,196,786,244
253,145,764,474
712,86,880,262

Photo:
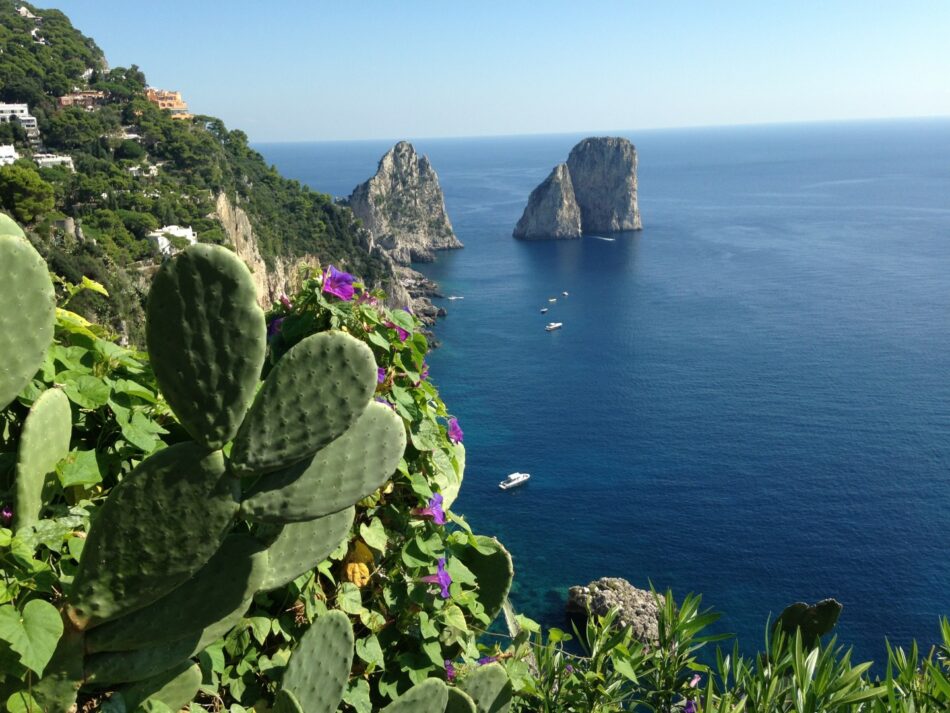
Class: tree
0,164,55,223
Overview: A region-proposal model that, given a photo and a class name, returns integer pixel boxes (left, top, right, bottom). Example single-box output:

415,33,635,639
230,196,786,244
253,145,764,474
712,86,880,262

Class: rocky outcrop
566,577,659,643
512,163,582,240
567,137,641,232
214,193,320,307
513,137,641,239
347,141,462,265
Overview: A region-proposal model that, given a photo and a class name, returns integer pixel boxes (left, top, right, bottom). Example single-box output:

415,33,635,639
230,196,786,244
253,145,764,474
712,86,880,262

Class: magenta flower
477,656,498,666
279,293,292,310
374,397,395,411
447,417,463,444
413,493,446,525
444,660,457,681
377,367,386,384
322,265,355,301
1,504,12,526
267,317,284,339
684,701,697,713
564,663,574,674
690,674,702,688
385,321,410,342
421,363,430,380
421,557,452,598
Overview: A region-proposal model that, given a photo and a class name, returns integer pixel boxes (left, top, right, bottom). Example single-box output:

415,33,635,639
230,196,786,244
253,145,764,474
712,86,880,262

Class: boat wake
587,235,616,242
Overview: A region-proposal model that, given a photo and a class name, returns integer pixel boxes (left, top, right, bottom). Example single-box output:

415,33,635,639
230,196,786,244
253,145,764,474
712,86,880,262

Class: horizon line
250,113,950,146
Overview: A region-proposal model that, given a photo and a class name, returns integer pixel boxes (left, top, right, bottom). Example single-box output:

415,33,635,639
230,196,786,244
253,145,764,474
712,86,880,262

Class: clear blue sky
50,0,950,142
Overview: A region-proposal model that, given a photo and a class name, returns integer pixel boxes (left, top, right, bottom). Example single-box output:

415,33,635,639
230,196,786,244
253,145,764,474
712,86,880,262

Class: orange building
145,88,193,120
58,90,106,110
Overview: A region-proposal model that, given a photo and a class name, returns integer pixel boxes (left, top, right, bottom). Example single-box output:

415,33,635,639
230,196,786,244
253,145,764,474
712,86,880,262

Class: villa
0,103,40,143
145,88,194,120
147,224,197,256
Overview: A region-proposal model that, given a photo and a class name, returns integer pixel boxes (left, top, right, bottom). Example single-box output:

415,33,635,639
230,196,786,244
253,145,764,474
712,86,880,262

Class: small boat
540,308,549,314
447,296,464,301
562,291,569,296
499,472,531,490
548,298,557,303
545,322,563,332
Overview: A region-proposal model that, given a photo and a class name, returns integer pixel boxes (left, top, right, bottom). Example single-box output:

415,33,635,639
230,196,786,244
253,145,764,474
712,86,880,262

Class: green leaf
410,420,441,451
118,410,167,452
58,449,102,488
355,634,384,669
6,691,42,713
342,678,372,713
60,374,111,409
442,604,468,633
337,583,364,615
359,518,388,554
366,330,390,352
245,616,271,646
0,600,64,675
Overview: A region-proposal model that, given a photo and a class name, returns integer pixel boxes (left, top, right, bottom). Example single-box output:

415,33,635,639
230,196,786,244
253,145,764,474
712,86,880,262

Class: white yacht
548,298,557,303
447,296,464,301
540,307,549,314
499,472,530,490
562,291,569,296
545,322,563,332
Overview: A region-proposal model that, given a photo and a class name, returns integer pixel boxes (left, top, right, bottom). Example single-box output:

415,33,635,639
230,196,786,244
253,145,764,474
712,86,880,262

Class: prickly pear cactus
382,678,449,713
14,387,71,530
0,228,56,411
459,663,512,713
281,611,354,713
456,536,514,625
445,688,478,713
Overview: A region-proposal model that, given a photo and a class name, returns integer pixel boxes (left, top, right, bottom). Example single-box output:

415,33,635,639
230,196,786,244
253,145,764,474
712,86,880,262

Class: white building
148,225,196,257
0,144,19,166
16,6,38,19
34,153,74,171
0,103,40,142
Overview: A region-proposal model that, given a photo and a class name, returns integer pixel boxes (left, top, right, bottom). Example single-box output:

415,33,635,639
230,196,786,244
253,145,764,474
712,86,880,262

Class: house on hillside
58,90,106,110
16,6,38,19
145,88,194,120
0,145,20,166
148,225,196,256
34,153,75,171
0,103,40,143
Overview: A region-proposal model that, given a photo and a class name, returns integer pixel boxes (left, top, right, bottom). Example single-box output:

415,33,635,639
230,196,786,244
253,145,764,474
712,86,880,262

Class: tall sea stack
513,136,642,239
347,141,462,264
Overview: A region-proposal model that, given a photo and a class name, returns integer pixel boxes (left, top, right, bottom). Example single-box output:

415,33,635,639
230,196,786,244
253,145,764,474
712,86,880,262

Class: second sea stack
513,136,642,239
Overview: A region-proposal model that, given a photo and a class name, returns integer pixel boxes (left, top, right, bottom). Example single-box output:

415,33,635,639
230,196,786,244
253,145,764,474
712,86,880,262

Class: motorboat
499,472,530,490
562,291,569,296
548,298,557,303
447,296,464,301
540,308,549,314
545,322,563,332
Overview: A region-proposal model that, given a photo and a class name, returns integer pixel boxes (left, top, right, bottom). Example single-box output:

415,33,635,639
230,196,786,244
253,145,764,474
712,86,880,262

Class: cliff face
347,141,462,265
513,163,582,240
513,136,642,239
566,137,641,232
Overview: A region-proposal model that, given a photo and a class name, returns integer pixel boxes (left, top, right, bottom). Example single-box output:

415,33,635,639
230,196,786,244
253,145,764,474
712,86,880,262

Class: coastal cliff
512,163,582,240
347,141,462,265
513,136,642,239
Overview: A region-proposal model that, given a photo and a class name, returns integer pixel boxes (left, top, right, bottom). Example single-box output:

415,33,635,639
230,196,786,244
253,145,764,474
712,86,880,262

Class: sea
257,118,950,666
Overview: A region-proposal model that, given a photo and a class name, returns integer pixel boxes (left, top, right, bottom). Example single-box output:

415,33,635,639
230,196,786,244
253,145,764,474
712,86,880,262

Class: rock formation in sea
347,141,462,265
513,136,642,239
512,163,582,240
566,577,659,643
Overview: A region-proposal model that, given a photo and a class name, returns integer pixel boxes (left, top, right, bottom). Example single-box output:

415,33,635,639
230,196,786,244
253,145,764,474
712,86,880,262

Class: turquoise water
258,119,950,664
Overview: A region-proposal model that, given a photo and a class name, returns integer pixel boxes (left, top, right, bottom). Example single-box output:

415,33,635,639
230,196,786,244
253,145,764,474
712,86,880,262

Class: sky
49,0,950,143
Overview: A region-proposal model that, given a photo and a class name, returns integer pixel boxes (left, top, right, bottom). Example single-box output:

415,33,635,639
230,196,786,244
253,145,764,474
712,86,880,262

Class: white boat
540,308,549,314
562,291,569,296
499,472,530,490
447,296,464,301
545,322,563,332
548,298,557,303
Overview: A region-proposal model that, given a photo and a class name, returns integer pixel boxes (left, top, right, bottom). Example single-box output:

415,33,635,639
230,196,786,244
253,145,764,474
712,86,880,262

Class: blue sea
258,119,950,665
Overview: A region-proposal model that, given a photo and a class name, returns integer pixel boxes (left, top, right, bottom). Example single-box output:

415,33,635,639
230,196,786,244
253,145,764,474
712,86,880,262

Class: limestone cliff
513,136,642,239
566,137,641,232
513,163,582,240
347,141,462,265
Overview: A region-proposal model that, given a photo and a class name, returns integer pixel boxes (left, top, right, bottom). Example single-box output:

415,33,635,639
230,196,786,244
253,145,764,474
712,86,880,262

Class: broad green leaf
337,583,364,615
410,420,441,451
355,634,384,669
58,450,102,488
61,374,111,409
359,518,388,553
0,600,64,675
80,276,109,296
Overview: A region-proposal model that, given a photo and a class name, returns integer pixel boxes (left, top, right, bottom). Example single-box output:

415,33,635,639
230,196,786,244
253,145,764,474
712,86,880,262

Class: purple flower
421,363,430,380
684,701,697,713
477,656,498,666
1,504,12,526
444,660,457,681
377,367,386,384
385,321,410,342
564,664,574,674
420,557,452,598
279,293,292,309
266,317,284,339
374,397,395,411
447,417,463,444
322,265,355,301
413,493,446,525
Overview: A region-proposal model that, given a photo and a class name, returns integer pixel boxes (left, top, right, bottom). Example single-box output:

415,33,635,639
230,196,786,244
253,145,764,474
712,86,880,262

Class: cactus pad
445,688,478,713
274,689,305,713
31,623,84,713
117,661,201,711
241,402,405,522
460,663,512,713
0,211,26,237
0,233,56,411
282,611,354,713
230,331,377,475
69,443,238,629
381,678,449,712
14,387,71,530
257,507,355,592
146,244,266,449
87,534,267,653
456,536,513,625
